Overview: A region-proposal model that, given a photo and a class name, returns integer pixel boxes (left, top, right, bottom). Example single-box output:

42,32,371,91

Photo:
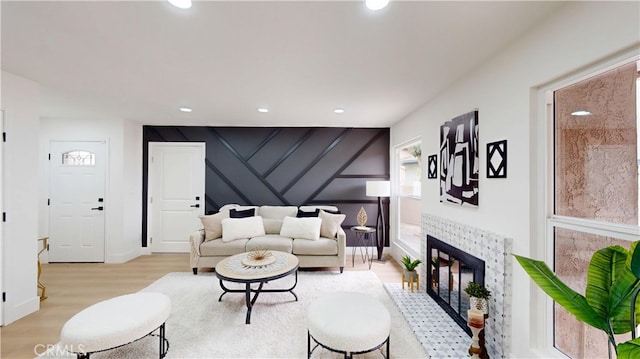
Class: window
396,141,422,255
62,150,95,166
550,59,639,358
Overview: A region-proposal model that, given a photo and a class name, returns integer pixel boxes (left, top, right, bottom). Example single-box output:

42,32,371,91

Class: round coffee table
215,250,299,324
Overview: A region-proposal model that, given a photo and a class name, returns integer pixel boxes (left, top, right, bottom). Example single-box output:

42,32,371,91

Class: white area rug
40,271,427,358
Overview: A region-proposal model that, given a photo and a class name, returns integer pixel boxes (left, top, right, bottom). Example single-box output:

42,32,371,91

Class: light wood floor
1,253,402,359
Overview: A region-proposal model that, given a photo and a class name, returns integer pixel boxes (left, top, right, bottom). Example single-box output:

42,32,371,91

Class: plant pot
403,270,418,282
469,296,489,315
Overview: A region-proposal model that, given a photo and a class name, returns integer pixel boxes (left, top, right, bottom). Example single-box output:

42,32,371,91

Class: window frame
541,55,640,357
62,150,96,166
394,138,422,258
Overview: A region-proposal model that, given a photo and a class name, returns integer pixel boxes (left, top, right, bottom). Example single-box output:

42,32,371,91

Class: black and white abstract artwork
487,140,507,178
427,154,437,179
440,110,479,206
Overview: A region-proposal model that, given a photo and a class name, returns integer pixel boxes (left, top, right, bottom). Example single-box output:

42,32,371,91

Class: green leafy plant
401,255,422,271
464,282,491,300
514,241,640,358
407,145,422,160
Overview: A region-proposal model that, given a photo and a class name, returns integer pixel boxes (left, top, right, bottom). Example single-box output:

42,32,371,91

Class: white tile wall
416,214,513,358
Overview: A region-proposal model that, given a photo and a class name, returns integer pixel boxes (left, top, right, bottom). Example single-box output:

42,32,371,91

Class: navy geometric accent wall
142,126,390,247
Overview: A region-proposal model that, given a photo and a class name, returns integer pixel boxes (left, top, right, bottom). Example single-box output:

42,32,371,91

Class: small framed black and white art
486,140,507,178
427,154,437,179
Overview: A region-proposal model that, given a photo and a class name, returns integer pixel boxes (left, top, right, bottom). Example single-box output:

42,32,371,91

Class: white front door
149,143,205,253
49,141,106,262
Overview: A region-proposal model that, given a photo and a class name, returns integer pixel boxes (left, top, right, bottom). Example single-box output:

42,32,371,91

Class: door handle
91,206,104,211
190,204,200,208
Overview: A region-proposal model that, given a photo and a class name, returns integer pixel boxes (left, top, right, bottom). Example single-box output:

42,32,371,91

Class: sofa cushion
221,216,266,242
263,218,284,234
259,206,298,219
292,237,338,256
245,235,293,253
199,238,249,256
299,205,339,213
319,210,346,239
280,216,322,241
198,211,227,241
229,208,256,218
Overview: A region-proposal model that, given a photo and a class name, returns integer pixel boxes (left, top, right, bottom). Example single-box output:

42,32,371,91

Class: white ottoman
60,292,171,359
307,291,390,359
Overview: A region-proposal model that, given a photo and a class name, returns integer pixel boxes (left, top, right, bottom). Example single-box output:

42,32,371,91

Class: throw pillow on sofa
279,216,322,240
296,208,319,217
198,212,228,241
221,216,266,242
229,208,256,218
318,210,346,239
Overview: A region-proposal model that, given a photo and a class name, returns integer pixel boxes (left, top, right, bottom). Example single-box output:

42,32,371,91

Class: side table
350,226,376,269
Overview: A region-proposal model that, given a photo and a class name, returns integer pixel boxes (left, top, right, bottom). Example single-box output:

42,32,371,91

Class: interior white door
149,143,205,253
49,141,106,262
0,110,4,324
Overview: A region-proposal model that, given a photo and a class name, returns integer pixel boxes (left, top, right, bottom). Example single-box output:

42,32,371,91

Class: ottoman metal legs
73,322,169,359
308,330,389,359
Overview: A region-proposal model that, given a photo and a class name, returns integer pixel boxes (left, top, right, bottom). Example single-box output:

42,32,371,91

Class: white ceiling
1,1,564,127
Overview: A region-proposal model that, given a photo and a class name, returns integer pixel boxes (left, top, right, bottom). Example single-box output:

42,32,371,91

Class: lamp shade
366,181,390,197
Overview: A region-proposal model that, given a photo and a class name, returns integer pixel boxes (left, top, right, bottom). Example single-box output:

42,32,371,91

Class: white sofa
189,204,346,274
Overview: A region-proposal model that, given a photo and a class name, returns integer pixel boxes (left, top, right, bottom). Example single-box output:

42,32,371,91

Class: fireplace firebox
426,235,485,336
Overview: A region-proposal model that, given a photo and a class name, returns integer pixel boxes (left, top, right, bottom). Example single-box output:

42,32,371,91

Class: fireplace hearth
427,235,485,336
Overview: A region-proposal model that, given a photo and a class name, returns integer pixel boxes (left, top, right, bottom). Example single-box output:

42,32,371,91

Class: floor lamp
366,181,390,261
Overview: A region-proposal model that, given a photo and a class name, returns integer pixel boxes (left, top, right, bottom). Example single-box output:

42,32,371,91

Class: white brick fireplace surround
421,214,513,358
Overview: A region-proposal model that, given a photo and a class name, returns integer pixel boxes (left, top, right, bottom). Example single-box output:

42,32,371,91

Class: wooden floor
0,253,402,359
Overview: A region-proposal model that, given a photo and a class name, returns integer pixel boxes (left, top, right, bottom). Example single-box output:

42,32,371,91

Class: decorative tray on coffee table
241,250,276,267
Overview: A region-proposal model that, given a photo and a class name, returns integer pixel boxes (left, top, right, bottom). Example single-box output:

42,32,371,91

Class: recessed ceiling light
257,107,269,113
179,107,192,113
571,110,592,116
365,0,389,11
168,0,192,9
334,108,345,114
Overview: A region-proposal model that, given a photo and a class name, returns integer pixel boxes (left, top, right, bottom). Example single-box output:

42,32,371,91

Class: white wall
121,120,143,260
0,71,143,324
1,71,41,324
390,2,639,358
39,117,143,264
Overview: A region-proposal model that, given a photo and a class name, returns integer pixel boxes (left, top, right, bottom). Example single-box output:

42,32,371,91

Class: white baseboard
105,247,141,263
4,295,39,325
140,246,152,255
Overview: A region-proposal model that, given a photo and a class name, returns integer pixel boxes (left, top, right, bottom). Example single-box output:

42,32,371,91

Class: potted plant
464,282,491,315
401,255,422,271
514,241,640,359
401,255,422,292
401,255,422,283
